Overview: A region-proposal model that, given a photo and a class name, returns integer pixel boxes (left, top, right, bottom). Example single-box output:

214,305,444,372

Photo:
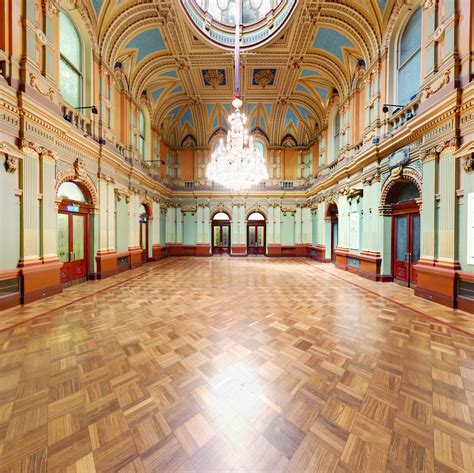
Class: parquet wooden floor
0,257,473,472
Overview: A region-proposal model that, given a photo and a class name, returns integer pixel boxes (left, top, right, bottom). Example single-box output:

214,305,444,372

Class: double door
393,213,420,287
247,223,265,255
57,212,87,284
212,223,230,254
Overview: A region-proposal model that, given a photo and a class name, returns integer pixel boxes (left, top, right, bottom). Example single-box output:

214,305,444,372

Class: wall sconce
382,103,403,113
75,105,98,114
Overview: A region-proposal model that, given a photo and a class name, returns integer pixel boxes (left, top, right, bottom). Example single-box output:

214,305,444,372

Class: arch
210,206,232,221
325,199,339,219
245,207,268,222
55,167,98,206
380,168,422,209
139,200,153,218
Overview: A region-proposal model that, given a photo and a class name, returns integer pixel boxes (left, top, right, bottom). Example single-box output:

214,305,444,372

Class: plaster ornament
73,158,87,179
203,70,225,88
462,155,474,172
4,156,17,173
254,69,275,88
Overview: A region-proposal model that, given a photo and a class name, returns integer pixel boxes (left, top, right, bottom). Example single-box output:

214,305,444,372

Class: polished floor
0,258,473,472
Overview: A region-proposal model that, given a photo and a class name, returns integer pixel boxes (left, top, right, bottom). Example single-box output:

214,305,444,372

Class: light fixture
382,104,403,113
206,1,268,191
75,105,98,114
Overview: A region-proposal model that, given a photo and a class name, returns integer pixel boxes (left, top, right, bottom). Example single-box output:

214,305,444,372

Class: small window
248,212,265,221
57,181,87,202
397,8,422,104
59,12,82,108
213,212,230,221
139,204,148,216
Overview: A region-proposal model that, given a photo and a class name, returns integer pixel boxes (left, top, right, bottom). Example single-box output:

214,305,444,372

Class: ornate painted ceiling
87,0,397,148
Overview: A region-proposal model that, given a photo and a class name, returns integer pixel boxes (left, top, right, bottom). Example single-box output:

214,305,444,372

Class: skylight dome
181,0,297,49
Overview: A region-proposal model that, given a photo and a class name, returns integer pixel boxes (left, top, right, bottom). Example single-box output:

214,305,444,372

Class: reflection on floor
0,258,472,472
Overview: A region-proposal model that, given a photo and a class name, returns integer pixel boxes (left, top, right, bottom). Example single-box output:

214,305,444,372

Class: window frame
59,11,84,108
396,7,422,104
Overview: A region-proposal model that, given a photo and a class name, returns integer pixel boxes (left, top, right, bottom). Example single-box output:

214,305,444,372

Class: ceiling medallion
203,69,225,88
253,69,275,88
206,1,268,191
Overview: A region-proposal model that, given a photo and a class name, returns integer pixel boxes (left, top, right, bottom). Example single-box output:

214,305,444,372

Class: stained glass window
59,12,82,107
398,8,421,104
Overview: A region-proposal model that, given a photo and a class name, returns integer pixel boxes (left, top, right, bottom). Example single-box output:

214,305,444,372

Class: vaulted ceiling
86,0,397,148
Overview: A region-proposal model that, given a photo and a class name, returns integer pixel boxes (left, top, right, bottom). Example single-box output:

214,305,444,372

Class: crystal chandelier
206,1,268,191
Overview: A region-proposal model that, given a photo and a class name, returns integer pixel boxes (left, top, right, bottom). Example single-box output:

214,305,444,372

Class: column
40,152,57,260
196,205,203,243
295,206,302,244
420,153,437,261
203,205,210,243
20,149,40,262
438,150,458,265
267,205,274,244
302,206,312,244
166,206,175,243
107,179,115,250
239,205,245,244
274,205,281,244
176,206,183,244
152,200,161,245
232,203,239,244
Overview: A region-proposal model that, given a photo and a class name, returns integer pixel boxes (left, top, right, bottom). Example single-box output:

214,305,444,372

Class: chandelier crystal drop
206,1,268,190
206,97,269,191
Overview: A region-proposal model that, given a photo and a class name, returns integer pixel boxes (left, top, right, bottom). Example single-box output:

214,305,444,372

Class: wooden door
247,222,266,255
58,212,87,284
212,223,230,254
393,213,420,287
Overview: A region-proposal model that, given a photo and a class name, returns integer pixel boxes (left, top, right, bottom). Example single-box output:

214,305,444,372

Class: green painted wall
281,212,295,245
116,198,129,252
0,172,20,269
160,210,166,245
183,212,197,245
311,212,317,246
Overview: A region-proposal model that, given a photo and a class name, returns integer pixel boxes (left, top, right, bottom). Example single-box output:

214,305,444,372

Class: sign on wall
350,211,360,250
468,193,474,265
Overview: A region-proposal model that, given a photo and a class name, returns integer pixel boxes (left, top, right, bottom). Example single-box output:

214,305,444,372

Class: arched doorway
57,181,91,285
247,212,266,255
139,204,150,263
212,212,231,255
327,203,339,263
388,180,420,287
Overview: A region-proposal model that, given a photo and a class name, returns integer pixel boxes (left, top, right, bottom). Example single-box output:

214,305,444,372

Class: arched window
59,12,82,107
213,212,230,221
57,181,88,203
333,109,340,158
248,212,265,221
139,110,146,158
397,7,422,104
